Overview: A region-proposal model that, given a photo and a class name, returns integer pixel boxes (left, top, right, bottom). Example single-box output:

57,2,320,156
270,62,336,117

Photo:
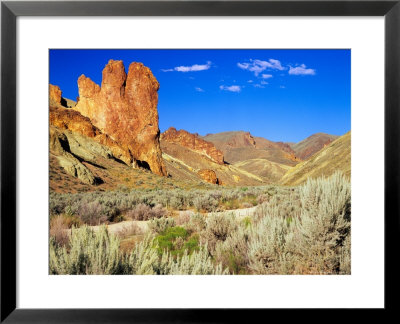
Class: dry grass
49,215,69,246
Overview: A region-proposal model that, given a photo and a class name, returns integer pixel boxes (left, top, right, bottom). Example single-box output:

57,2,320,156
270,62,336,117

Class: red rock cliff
161,127,224,165
74,60,166,176
49,105,132,166
49,84,62,105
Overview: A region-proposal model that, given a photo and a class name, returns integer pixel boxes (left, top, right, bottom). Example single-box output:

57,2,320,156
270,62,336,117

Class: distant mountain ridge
280,131,351,186
289,132,339,160
202,131,300,166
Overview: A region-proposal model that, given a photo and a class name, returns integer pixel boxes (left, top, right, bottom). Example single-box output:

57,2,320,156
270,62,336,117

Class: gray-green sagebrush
49,227,228,275
49,172,350,275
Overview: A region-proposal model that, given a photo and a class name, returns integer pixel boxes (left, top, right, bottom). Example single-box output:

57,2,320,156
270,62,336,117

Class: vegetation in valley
50,172,351,275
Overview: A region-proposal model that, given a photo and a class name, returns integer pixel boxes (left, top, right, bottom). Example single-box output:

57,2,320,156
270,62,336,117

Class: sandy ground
84,205,259,235
178,205,258,219
89,220,149,235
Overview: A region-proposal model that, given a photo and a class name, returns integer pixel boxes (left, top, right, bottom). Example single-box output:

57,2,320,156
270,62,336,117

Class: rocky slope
50,95,132,166
289,132,339,160
202,131,300,166
280,131,351,186
74,59,166,176
50,127,97,185
161,140,264,186
161,127,224,164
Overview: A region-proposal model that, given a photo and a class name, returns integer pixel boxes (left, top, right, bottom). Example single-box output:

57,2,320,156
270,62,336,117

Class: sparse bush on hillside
175,211,192,226
78,201,107,225
193,195,219,212
50,215,70,246
126,203,167,221
294,172,351,273
186,213,207,233
200,213,237,253
214,225,250,274
148,217,176,234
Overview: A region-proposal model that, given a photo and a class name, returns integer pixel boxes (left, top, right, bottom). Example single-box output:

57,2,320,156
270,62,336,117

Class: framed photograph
1,0,399,322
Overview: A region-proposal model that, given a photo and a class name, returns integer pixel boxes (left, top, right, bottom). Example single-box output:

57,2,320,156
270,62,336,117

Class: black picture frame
1,0,399,322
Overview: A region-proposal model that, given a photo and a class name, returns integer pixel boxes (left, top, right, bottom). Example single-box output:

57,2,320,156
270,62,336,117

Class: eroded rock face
50,127,96,185
161,127,224,165
50,105,132,166
74,60,166,176
49,84,62,105
197,169,220,185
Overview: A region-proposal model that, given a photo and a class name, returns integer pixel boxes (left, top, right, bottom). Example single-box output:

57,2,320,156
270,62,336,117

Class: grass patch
154,226,199,257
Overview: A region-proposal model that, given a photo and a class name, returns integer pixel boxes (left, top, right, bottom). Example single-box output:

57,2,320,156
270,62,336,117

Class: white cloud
254,84,265,89
261,74,273,79
280,85,286,89
162,61,212,72
195,87,204,92
260,80,268,85
288,64,316,75
247,80,254,83
220,85,241,92
238,59,284,76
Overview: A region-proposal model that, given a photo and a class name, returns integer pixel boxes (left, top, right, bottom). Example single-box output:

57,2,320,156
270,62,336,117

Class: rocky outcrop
161,127,224,164
197,169,220,185
50,105,132,166
49,84,62,105
50,127,96,185
74,59,166,176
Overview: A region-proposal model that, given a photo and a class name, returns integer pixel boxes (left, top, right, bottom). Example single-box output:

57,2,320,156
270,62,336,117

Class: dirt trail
87,205,258,234
179,205,258,219
90,220,148,235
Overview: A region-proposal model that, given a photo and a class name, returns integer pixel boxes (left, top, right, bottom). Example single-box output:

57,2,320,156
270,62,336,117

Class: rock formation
74,60,166,176
50,127,96,185
197,169,220,185
50,105,132,166
49,84,62,105
161,127,224,164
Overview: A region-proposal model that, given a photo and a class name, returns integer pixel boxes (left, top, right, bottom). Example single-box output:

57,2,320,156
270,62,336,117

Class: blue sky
50,49,350,143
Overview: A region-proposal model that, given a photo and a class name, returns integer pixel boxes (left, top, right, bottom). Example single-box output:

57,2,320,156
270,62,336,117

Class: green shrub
153,226,200,257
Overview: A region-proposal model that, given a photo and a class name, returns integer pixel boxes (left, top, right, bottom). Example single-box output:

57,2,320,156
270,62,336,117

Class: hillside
203,131,299,166
280,131,351,186
290,132,339,160
160,135,264,186
233,159,292,184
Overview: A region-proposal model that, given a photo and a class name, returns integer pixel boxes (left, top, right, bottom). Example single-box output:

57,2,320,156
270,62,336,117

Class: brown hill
161,140,264,186
280,131,351,186
202,131,299,166
290,132,339,160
